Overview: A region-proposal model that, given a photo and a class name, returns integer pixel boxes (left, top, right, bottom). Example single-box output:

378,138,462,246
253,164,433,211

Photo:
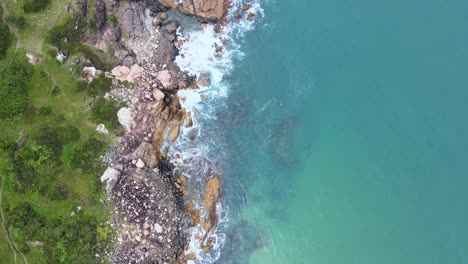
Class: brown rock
185,252,196,261
159,0,177,9
132,142,159,168
235,13,242,20
242,3,251,11
153,88,165,101
169,124,180,142
185,111,193,127
200,94,208,101
203,176,221,232
247,12,256,21
178,0,225,21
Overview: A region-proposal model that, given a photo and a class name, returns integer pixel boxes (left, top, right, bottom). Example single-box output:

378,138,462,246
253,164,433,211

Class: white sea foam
167,1,265,263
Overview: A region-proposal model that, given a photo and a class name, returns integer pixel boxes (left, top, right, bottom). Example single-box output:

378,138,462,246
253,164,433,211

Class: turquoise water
218,0,468,263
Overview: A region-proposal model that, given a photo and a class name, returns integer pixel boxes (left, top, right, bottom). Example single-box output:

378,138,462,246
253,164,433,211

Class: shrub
0,21,12,58
47,183,69,200
8,15,28,31
23,0,51,13
69,136,106,174
46,16,86,53
91,97,120,129
0,60,34,119
8,202,44,239
34,127,64,159
59,125,81,144
11,157,38,193
0,137,16,154
37,106,52,115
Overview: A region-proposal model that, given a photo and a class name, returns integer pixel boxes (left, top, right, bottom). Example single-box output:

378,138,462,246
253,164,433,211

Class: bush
91,98,120,129
0,21,12,58
11,157,38,193
23,0,51,13
46,183,69,200
69,136,106,174
0,60,34,119
59,125,81,144
0,137,16,154
34,127,64,159
46,16,86,53
8,202,44,239
37,106,52,116
8,15,28,31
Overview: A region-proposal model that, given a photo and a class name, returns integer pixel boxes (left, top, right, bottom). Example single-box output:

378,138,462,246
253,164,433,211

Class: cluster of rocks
234,3,256,21
92,0,235,262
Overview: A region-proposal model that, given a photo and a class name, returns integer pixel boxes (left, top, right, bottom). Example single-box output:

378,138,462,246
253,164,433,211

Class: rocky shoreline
94,0,234,263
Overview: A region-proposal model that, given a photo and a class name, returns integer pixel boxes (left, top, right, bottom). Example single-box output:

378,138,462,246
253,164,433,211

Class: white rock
100,167,121,193
56,52,66,63
117,107,133,131
26,52,41,65
154,223,163,233
136,159,145,168
96,124,109,134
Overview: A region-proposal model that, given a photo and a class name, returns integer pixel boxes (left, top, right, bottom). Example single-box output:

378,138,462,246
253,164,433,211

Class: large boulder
111,64,144,83
160,0,225,21
117,107,134,131
100,167,121,194
131,142,159,168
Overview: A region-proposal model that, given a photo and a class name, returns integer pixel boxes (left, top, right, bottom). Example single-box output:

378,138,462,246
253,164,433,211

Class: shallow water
217,0,468,263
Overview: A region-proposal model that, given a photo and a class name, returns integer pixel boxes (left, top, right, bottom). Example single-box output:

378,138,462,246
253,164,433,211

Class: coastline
100,0,245,262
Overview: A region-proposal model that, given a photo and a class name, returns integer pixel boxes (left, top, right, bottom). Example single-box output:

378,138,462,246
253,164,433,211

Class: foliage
23,0,51,13
0,60,34,119
37,106,52,116
7,202,45,239
76,75,112,96
69,136,107,174
0,20,12,59
91,97,120,129
46,16,86,53
46,183,69,200
0,137,16,154
11,156,39,193
8,15,28,31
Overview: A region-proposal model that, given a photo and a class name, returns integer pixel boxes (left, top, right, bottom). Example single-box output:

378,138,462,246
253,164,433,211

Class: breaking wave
164,0,265,263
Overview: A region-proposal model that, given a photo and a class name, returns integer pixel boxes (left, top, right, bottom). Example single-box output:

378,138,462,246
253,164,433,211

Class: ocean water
213,0,468,263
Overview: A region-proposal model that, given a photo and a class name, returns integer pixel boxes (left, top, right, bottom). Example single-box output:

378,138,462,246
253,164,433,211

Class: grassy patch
0,1,119,262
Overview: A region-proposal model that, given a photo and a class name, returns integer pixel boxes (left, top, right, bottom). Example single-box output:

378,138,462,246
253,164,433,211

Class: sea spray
164,1,265,262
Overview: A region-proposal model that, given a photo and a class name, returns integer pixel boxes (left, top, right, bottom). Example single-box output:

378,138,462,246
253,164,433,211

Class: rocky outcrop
160,0,225,21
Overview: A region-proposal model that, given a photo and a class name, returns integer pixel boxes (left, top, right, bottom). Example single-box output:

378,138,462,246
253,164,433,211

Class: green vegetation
8,15,28,31
23,0,51,14
0,16,12,58
0,0,122,262
0,59,33,119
